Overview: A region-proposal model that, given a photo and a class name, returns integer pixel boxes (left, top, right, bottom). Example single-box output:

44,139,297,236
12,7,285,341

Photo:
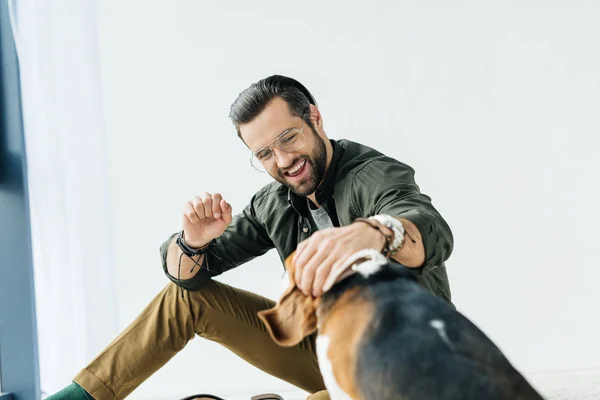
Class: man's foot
45,382,94,400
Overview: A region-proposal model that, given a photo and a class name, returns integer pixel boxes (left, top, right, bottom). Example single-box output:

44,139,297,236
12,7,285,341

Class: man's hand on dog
292,222,387,297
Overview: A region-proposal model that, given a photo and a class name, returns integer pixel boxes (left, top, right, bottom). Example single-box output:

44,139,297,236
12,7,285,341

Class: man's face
240,98,328,197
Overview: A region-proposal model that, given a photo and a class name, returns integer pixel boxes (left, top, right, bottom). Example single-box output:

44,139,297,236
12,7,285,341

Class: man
49,75,453,400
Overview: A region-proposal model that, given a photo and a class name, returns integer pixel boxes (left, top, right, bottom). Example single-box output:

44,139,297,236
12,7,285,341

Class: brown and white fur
258,249,544,400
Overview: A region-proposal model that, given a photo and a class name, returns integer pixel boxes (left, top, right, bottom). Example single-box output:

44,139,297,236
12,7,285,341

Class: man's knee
146,281,218,345
161,280,226,336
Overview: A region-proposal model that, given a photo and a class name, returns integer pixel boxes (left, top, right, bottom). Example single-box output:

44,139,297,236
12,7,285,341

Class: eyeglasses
250,115,307,173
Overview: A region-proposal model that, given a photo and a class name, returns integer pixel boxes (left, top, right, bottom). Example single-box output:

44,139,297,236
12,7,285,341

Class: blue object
0,1,42,399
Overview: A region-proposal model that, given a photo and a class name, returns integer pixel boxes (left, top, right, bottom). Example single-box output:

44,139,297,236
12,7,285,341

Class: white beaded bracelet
369,214,405,256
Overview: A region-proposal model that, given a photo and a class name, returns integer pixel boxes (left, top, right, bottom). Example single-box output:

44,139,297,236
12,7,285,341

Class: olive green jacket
160,139,454,303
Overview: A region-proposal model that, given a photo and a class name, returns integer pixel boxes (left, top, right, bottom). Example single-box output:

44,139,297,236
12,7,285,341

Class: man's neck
307,139,335,207
307,193,320,208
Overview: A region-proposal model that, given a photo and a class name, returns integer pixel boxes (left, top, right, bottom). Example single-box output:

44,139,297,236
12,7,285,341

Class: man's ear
309,104,323,130
257,251,318,347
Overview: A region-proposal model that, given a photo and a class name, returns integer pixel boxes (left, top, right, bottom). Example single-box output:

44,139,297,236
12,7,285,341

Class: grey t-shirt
308,201,334,231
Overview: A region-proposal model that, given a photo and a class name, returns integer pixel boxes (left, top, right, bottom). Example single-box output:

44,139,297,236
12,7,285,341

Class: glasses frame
250,112,307,173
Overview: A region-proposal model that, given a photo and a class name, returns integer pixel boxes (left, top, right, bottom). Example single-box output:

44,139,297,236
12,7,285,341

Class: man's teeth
288,159,306,174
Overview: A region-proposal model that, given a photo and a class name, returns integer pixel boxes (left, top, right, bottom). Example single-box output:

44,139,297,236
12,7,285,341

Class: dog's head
257,249,391,347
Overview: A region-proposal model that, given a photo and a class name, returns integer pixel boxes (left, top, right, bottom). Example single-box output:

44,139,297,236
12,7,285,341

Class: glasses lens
276,129,305,153
250,154,271,173
250,128,305,173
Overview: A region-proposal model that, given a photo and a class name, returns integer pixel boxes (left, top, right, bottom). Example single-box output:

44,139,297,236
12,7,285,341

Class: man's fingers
187,193,231,225
293,233,324,288
299,261,318,296
312,253,338,297
192,196,206,220
293,232,319,266
212,193,223,218
184,201,201,224
300,246,330,296
221,199,233,224
294,241,313,284
293,241,307,264
201,194,213,218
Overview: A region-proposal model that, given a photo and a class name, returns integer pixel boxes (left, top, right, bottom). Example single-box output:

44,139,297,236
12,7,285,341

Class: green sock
45,382,95,400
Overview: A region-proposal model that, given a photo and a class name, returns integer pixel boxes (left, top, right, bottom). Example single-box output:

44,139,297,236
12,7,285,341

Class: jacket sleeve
159,193,274,291
350,160,453,270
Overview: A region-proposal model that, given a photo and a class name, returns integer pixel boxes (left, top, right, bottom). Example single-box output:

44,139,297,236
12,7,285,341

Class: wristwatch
369,214,405,256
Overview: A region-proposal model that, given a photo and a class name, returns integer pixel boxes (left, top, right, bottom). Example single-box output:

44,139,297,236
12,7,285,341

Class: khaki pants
74,280,326,400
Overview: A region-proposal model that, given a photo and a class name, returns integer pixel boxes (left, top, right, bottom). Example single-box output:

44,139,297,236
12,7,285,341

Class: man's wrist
353,218,394,257
369,215,405,257
176,231,213,256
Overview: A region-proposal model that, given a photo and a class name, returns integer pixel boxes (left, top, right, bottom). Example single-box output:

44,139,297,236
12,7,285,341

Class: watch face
373,214,390,225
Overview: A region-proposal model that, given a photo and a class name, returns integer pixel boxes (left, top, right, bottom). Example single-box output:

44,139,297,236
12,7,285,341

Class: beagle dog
258,249,544,400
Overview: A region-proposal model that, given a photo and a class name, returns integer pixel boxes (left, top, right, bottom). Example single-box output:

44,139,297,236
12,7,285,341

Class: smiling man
48,75,454,400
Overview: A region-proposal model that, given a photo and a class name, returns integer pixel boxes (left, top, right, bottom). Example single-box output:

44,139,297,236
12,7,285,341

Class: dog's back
325,262,543,400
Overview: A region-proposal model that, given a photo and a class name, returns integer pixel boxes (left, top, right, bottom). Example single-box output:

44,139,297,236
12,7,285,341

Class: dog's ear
257,285,319,347
257,252,319,347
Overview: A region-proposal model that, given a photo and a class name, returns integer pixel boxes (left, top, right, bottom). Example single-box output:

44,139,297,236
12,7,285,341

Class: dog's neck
316,284,364,331
314,250,393,331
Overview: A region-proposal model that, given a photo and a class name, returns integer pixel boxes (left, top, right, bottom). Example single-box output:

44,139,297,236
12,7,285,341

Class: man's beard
272,135,328,197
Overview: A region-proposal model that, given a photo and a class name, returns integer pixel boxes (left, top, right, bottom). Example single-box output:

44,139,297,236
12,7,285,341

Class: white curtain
9,0,118,395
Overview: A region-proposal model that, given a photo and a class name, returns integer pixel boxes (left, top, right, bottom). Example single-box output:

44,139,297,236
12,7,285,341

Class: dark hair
229,75,317,140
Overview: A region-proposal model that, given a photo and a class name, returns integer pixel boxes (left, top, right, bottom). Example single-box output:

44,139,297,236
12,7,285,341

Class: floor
528,369,600,400
226,392,306,400
43,369,598,399
223,370,600,400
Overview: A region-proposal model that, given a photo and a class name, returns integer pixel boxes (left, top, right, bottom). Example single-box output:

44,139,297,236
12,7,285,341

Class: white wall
94,1,600,398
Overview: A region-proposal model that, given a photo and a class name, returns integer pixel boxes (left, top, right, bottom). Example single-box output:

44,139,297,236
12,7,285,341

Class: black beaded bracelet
175,230,214,257
175,231,215,299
